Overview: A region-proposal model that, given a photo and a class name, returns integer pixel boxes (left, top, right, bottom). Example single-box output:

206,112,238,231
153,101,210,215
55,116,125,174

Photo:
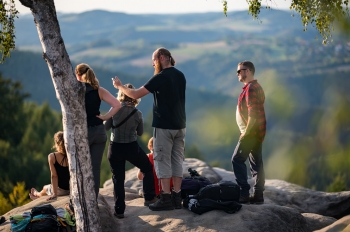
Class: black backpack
30,204,57,217
25,204,61,232
194,180,240,202
181,168,212,199
185,198,242,215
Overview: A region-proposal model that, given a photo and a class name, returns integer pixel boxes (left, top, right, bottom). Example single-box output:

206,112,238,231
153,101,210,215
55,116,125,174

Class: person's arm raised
97,87,121,121
112,76,150,99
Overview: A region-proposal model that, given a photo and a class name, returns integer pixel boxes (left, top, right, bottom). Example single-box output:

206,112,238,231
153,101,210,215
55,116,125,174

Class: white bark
18,0,101,231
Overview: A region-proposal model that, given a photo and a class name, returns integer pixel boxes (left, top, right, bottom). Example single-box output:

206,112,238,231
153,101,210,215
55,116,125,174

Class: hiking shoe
171,190,182,209
114,212,124,219
250,193,264,204
144,197,158,206
149,191,174,211
238,195,250,204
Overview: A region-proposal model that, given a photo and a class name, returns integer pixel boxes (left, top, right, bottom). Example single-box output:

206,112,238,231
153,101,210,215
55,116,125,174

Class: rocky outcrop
314,215,350,232
1,158,349,232
265,179,350,219
302,213,337,231
0,194,117,232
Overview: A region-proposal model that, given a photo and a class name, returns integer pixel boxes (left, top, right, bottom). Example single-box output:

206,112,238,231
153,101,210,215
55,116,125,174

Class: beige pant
44,184,70,196
153,128,186,178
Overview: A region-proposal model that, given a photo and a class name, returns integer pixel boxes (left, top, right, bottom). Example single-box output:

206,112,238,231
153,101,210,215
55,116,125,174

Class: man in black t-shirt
112,47,186,211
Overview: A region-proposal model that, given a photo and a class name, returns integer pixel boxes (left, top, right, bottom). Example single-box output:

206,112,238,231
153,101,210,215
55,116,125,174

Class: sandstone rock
0,194,117,232
302,213,337,231
110,197,311,232
314,215,350,232
212,167,236,182
182,158,222,183
213,167,350,219
104,158,222,192
265,179,350,218
1,158,349,232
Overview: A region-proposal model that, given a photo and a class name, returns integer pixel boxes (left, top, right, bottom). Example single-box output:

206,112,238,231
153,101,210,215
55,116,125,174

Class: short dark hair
238,61,255,75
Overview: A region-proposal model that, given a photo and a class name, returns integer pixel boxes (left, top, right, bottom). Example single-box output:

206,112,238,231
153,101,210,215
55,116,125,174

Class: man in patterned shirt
232,61,266,204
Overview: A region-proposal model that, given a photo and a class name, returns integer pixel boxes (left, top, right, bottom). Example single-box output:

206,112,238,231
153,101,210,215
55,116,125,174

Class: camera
188,168,200,177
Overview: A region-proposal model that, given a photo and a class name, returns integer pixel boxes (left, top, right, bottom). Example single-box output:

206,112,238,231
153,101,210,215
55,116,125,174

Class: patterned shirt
237,80,266,142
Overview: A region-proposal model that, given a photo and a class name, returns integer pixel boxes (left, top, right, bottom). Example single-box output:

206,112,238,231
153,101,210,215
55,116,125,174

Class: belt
88,124,102,128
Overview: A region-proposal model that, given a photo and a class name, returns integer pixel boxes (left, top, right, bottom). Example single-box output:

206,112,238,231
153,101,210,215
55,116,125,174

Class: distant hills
14,9,349,94
15,9,314,47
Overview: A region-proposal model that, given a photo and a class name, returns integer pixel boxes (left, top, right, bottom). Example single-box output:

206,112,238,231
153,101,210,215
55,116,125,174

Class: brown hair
147,137,154,152
117,83,141,106
52,131,66,155
238,61,255,75
75,63,100,89
155,47,175,66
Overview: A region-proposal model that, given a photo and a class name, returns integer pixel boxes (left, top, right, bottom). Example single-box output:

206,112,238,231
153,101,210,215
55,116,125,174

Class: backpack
181,168,212,199
186,198,242,215
30,204,57,217
25,204,61,232
194,180,240,202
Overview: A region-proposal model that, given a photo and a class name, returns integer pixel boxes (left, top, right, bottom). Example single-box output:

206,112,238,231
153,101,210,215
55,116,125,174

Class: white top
236,106,246,134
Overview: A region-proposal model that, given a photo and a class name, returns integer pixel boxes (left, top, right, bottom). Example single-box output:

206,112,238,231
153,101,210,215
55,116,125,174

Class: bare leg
172,176,182,192
29,187,48,200
33,187,47,197
160,178,171,193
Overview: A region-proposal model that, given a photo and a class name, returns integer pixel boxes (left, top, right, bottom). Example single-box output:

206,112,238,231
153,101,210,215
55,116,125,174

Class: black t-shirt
144,67,186,129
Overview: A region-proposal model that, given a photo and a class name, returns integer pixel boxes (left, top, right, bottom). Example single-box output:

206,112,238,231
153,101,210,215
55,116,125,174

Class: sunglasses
237,69,247,74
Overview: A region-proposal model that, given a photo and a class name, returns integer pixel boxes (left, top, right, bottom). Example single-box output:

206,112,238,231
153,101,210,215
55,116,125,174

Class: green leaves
281,0,349,43
247,0,261,19
0,74,29,144
222,0,228,17
223,0,349,44
0,0,18,63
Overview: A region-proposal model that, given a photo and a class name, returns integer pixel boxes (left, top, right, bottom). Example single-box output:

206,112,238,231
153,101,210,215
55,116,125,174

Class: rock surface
265,179,350,219
302,213,337,231
1,158,349,232
314,215,350,232
0,194,116,232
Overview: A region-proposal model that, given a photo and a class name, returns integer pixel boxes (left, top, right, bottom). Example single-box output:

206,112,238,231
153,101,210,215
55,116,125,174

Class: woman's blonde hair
75,63,100,90
53,131,66,155
117,83,141,106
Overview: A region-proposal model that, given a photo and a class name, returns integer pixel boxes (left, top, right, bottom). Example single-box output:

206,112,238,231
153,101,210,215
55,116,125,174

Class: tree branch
18,0,33,9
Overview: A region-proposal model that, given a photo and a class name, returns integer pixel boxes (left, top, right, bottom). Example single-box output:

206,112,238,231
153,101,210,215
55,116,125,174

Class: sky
14,0,291,15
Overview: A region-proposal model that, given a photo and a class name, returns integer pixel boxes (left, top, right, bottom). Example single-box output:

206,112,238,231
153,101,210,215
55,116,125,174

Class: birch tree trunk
18,0,101,231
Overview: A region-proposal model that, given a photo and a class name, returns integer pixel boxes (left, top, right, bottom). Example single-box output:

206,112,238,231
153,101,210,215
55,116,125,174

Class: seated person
29,131,70,201
137,137,173,196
